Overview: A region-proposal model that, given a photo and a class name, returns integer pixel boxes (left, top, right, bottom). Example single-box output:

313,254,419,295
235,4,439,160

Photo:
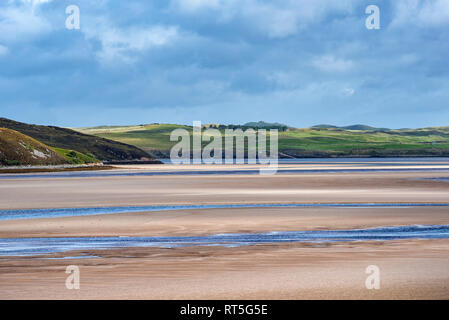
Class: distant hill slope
0,128,68,166
277,126,449,157
311,124,390,131
76,123,191,158
0,118,152,162
76,123,449,158
243,121,290,129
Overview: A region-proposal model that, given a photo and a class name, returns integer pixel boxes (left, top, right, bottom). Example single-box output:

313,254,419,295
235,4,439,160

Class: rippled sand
1,239,449,299
1,161,449,299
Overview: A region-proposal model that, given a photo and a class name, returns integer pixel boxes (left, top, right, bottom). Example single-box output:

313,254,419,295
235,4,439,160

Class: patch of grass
53,148,99,164
4,159,20,166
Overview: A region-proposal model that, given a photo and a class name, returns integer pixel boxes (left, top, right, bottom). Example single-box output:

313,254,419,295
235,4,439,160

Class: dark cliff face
0,118,152,161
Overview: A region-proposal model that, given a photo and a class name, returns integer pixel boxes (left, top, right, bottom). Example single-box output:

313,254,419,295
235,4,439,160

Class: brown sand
1,240,449,299
1,164,449,299
1,206,449,238
1,171,449,210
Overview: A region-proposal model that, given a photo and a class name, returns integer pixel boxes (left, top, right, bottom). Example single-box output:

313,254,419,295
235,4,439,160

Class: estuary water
1,225,448,257
0,167,449,179
1,157,449,180
2,203,449,221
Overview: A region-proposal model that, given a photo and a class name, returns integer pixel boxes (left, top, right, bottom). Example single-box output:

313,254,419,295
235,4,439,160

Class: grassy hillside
0,118,152,162
52,148,99,165
78,124,191,158
0,128,69,166
76,123,449,158
277,127,449,157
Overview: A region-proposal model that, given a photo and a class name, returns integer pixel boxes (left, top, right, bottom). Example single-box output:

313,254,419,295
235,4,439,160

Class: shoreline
0,165,115,174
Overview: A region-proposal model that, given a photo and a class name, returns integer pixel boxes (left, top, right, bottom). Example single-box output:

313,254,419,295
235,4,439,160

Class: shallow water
2,157,449,180
430,177,449,182
1,166,449,180
157,157,449,164
1,225,448,257
2,203,449,221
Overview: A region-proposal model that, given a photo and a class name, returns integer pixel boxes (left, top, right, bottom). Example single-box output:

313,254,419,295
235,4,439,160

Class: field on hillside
76,124,449,158
77,124,191,157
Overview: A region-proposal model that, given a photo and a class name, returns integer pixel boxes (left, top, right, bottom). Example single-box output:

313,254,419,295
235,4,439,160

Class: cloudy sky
0,0,448,128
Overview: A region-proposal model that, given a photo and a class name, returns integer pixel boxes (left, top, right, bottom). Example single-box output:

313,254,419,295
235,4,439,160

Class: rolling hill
0,128,69,166
0,118,154,162
75,123,449,158
311,124,390,131
0,128,100,166
77,123,191,158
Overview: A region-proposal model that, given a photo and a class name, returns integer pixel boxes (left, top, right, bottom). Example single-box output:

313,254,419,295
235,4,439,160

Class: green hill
243,121,290,130
0,128,69,166
75,123,449,158
311,124,389,131
77,123,191,158
277,126,449,157
52,147,99,165
0,118,153,162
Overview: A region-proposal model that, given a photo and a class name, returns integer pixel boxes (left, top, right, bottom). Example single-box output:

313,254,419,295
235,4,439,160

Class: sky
0,0,448,128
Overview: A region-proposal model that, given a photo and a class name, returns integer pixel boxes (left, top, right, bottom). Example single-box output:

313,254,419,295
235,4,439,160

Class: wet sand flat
1,240,449,299
1,206,449,238
1,170,449,210
1,162,449,299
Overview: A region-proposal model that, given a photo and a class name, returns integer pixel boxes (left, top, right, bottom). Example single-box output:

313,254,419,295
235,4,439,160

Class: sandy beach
2,167,449,210
1,206,449,238
1,161,449,299
1,239,449,299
